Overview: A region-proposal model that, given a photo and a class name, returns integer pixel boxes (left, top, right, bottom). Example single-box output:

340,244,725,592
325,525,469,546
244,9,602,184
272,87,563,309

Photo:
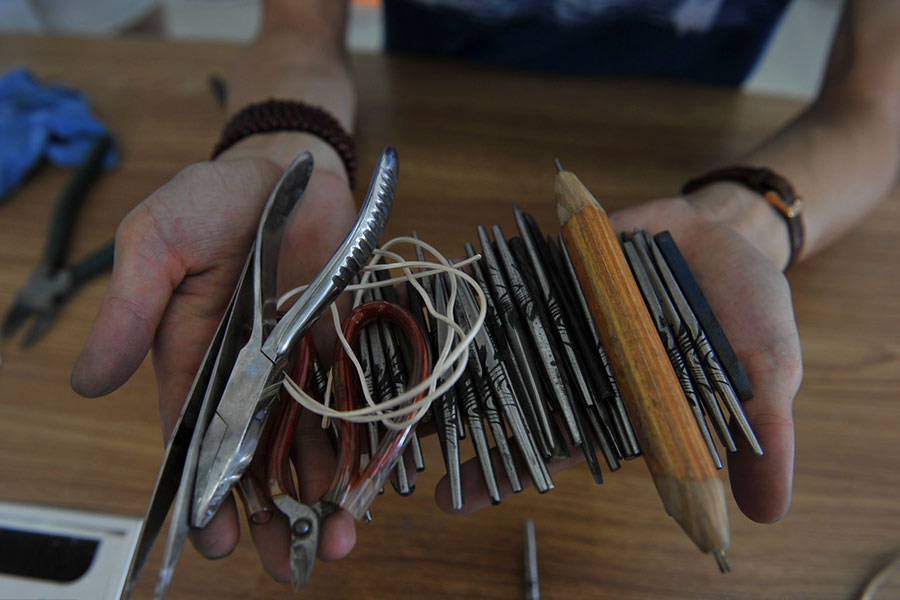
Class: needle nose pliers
2,134,115,346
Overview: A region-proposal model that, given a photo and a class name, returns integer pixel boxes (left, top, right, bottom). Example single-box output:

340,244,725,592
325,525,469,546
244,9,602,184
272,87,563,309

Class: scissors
268,299,430,590
120,147,398,599
2,134,115,346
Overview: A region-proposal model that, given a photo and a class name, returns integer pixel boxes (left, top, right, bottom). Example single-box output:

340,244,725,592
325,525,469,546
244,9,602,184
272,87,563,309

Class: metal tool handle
43,134,113,270
262,146,397,364
254,152,315,342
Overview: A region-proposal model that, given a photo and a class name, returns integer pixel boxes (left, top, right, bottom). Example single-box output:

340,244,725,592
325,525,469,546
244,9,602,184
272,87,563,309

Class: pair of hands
70,150,801,584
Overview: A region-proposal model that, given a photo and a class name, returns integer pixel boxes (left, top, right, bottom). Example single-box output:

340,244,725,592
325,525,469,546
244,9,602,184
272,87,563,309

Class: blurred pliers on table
2,134,115,347
119,147,399,599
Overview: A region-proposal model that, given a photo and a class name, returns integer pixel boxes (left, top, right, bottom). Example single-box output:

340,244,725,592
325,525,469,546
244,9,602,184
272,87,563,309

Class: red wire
264,301,429,506
332,300,430,497
267,335,314,498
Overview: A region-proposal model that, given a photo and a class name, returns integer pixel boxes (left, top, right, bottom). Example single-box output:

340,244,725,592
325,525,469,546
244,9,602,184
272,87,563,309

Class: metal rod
475,226,561,457
513,209,621,468
629,231,736,453
638,231,761,455
524,519,539,600
456,367,502,504
453,266,551,493
371,266,426,471
557,232,641,459
433,273,464,509
490,225,582,448
466,242,559,461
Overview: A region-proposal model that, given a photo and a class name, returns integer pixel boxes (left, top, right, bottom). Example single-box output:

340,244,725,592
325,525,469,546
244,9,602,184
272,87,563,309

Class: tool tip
713,550,731,573
552,158,564,173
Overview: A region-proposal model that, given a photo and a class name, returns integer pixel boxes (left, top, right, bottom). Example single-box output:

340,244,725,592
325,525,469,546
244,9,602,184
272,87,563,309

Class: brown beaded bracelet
211,99,357,188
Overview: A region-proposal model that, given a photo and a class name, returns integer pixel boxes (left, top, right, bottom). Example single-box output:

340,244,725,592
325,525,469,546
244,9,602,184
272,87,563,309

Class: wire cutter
268,299,430,590
2,134,115,347
119,147,398,600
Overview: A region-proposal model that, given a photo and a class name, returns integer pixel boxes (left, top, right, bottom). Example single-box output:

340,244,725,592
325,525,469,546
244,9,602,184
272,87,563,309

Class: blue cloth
385,0,790,86
0,68,117,201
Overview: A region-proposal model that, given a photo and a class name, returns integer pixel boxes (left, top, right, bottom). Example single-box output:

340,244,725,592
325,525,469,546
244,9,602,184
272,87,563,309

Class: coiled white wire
277,235,487,431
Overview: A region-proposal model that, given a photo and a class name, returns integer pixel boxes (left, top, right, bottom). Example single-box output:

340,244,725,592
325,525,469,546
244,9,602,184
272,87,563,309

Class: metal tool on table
120,147,398,599
523,519,539,600
2,134,115,347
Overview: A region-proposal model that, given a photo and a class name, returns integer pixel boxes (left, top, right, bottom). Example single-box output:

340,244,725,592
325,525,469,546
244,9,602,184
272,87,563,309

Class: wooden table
1,36,898,600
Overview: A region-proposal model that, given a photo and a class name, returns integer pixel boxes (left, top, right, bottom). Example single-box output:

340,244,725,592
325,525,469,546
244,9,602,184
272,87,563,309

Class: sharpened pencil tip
553,158,563,173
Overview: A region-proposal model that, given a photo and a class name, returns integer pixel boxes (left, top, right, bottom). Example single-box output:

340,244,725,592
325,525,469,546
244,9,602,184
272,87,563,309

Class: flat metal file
411,231,454,454
491,226,582,448
465,242,560,462
539,233,624,466
638,231,761,455
367,283,415,494
512,208,620,469
623,238,722,469
653,230,754,402
432,273,464,510
461,249,525,493
360,287,408,495
453,265,552,493
556,232,641,459
628,232,735,453
477,226,565,457
455,365,503,505
508,236,609,483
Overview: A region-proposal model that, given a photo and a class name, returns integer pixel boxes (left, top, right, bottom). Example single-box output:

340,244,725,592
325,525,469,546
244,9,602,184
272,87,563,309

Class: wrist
226,32,355,129
218,131,350,186
685,181,793,270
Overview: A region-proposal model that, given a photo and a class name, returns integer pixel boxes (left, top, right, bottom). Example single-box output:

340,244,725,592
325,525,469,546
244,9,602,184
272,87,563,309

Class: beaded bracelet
211,99,357,188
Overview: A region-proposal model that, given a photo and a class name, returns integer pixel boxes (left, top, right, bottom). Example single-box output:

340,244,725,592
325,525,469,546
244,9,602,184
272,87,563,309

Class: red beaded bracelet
211,99,357,188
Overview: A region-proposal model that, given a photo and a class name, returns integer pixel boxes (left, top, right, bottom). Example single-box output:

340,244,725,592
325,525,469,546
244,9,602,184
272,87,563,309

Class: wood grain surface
1,36,898,600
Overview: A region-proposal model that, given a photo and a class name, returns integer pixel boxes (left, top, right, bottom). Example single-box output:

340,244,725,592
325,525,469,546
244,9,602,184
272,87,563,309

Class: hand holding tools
192,147,397,528
121,147,398,599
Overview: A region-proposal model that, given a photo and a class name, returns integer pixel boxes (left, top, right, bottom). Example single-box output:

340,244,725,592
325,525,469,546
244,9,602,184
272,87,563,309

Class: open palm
609,196,801,523
71,155,359,582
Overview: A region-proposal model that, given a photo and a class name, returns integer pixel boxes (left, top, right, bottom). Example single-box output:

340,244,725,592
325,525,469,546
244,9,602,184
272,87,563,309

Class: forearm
689,0,900,268
222,0,355,176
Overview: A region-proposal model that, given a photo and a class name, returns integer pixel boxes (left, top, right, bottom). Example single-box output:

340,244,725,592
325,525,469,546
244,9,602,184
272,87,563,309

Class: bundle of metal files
121,148,761,599
378,207,761,510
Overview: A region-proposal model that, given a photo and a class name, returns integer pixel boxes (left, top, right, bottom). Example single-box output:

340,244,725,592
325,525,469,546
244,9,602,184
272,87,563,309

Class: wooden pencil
554,162,730,569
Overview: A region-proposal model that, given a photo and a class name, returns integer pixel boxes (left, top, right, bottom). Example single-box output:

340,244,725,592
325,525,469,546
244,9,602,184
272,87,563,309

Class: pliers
2,134,115,346
119,147,398,600
191,147,398,529
268,299,430,590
